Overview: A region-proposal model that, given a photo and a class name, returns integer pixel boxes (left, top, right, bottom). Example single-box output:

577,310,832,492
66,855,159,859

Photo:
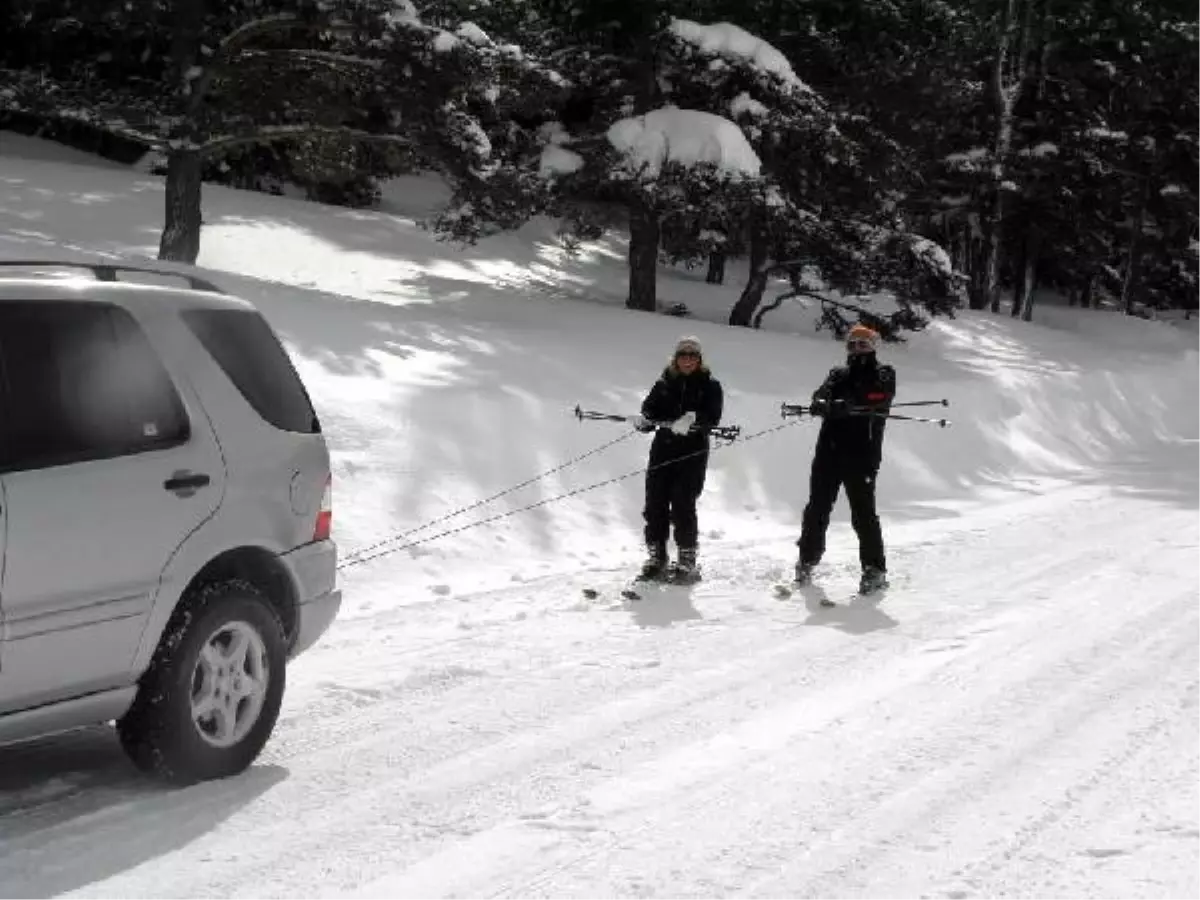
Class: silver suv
0,261,341,784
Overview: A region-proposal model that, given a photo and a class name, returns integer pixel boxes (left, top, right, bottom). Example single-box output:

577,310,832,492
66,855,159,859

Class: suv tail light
314,475,332,542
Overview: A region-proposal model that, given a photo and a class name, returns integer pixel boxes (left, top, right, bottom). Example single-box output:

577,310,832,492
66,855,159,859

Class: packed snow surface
0,131,1196,899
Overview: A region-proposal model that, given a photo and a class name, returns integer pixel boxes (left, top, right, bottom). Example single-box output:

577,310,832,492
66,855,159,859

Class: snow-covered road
1,481,1195,899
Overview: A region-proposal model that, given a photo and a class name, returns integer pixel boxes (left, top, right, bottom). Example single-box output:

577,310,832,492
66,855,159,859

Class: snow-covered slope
0,133,1196,899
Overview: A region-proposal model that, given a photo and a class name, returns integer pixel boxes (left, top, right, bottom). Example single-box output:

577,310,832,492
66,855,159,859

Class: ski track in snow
0,484,1195,899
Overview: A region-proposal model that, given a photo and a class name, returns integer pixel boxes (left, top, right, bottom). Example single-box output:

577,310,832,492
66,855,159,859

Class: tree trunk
1121,181,1149,316
623,27,662,314
158,149,204,263
1081,274,1093,308
1020,265,1037,321
159,0,205,263
1012,230,1041,319
706,250,726,284
1019,235,1038,321
966,229,984,307
728,224,771,327
1011,229,1029,317
977,0,1031,312
626,199,660,312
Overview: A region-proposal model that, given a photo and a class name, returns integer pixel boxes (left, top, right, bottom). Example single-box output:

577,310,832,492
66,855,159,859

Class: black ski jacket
811,358,896,472
641,366,724,462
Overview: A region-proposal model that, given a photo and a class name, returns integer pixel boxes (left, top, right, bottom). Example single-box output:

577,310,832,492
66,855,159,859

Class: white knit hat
675,336,702,356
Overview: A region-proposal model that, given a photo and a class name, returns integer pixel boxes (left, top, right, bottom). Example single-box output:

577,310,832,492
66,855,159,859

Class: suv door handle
164,471,211,494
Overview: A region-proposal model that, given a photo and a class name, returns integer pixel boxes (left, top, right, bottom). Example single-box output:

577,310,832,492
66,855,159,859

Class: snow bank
0,133,1194,607
670,19,811,92
606,107,762,178
0,134,1197,900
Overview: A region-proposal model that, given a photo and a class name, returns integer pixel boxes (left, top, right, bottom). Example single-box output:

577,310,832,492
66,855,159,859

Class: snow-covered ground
0,132,1197,899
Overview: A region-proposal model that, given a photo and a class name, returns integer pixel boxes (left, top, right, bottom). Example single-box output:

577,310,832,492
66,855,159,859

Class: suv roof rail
0,260,225,294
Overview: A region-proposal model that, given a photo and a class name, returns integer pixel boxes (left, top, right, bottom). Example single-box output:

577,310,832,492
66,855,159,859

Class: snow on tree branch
668,19,813,94
606,107,762,180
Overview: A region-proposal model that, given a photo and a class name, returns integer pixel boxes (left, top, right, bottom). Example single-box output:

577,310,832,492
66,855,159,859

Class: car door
0,298,226,715
0,477,6,684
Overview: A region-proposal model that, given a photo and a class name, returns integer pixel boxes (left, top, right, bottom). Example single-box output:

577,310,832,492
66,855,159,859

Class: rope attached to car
336,420,800,571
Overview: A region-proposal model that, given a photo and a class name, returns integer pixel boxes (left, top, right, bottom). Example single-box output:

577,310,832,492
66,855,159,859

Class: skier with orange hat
796,323,895,594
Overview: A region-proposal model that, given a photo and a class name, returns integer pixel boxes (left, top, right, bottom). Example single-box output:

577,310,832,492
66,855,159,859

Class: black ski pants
644,445,708,550
797,451,886,571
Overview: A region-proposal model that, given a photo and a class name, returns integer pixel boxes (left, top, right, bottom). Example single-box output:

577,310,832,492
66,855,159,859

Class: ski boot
638,542,668,581
670,547,701,584
858,566,888,595
792,549,820,585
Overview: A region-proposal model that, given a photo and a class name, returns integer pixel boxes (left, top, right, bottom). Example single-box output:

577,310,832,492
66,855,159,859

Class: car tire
117,578,287,785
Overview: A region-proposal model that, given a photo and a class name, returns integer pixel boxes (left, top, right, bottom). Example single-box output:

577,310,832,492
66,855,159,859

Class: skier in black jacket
634,336,724,581
796,323,895,594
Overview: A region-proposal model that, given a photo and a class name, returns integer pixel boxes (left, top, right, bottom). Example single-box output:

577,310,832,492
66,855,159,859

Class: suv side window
181,307,320,434
0,301,190,472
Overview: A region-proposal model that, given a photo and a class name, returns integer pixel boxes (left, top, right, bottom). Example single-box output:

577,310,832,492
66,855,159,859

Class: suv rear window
0,300,190,471
182,308,320,434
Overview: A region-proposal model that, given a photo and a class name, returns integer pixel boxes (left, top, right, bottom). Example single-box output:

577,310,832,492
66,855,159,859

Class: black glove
810,398,850,418
825,399,852,419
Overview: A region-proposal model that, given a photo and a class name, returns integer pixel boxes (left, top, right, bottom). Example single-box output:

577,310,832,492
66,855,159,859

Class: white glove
632,414,653,433
670,411,696,435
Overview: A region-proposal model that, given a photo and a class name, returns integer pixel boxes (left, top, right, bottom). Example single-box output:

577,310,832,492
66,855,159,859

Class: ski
773,568,836,606
616,564,701,601
578,579,654,601
774,583,836,606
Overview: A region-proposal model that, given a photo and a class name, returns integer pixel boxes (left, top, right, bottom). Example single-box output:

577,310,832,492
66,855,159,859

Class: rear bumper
279,540,342,658
291,587,342,658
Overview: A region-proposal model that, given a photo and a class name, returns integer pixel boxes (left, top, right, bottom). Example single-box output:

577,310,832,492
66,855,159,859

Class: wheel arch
180,547,299,651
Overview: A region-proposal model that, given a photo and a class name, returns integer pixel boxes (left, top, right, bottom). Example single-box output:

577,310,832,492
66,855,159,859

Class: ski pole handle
707,425,742,441
574,405,629,423
780,402,811,419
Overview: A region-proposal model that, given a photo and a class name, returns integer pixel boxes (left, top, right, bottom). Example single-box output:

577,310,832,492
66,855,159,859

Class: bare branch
192,15,359,108
239,48,383,71
199,124,413,157
218,14,308,57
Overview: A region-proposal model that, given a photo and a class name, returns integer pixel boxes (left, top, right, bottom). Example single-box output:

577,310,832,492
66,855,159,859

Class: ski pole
780,402,816,419
780,401,950,427
855,411,951,427
888,399,950,409
573,405,630,423
574,405,742,441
